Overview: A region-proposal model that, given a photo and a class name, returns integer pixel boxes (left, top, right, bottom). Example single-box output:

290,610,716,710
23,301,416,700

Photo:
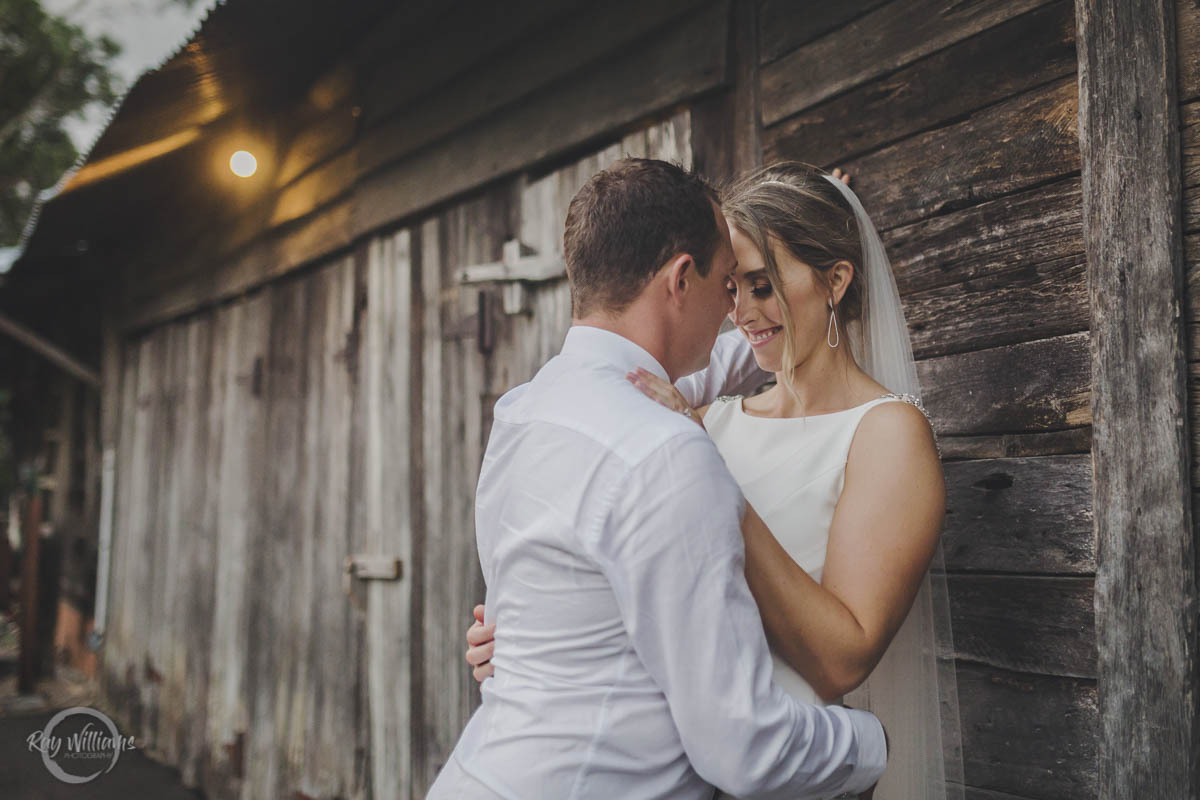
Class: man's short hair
563,158,721,317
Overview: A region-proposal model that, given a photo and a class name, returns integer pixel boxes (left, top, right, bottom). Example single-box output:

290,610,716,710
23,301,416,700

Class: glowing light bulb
230,150,257,177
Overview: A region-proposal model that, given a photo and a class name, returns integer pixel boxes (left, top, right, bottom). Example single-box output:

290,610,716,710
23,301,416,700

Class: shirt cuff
836,707,888,796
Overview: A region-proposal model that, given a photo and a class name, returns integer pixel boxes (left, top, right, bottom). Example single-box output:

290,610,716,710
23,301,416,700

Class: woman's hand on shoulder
466,603,496,682
626,368,709,428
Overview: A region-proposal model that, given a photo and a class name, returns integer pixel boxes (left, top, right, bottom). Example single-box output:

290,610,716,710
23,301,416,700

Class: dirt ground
0,614,204,799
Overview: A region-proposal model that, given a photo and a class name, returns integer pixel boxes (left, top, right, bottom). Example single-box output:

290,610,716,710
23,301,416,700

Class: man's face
679,202,737,375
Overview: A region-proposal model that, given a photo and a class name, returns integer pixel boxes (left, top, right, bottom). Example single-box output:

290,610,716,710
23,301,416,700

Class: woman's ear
829,259,855,305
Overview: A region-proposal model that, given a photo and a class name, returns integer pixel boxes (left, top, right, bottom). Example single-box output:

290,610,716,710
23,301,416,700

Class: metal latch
343,554,404,596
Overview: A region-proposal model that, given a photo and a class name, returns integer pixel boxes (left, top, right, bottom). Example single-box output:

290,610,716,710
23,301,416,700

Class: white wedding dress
704,392,940,800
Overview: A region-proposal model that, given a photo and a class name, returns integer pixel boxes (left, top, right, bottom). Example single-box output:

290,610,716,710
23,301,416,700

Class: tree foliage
0,0,122,246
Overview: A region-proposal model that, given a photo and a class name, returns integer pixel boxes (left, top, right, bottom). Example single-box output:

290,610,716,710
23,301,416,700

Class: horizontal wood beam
763,0,1077,168
759,0,1056,127
1076,0,1198,796
919,332,1091,435
956,663,1096,798
942,455,1094,574
0,312,100,386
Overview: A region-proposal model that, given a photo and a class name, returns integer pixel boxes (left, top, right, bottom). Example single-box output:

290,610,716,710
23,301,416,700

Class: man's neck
572,307,676,380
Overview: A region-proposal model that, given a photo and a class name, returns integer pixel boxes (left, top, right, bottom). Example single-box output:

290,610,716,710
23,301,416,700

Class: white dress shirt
426,326,887,800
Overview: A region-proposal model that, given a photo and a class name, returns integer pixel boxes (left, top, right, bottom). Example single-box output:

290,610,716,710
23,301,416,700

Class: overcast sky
42,0,214,155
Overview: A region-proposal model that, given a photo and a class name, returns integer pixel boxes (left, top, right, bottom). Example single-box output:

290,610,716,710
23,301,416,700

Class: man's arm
674,328,769,408
589,433,886,799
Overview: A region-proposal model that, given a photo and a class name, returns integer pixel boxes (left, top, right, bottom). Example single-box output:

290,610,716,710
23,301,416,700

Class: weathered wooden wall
1183,0,1200,636
93,0,1192,798
100,110,691,799
737,2,1095,797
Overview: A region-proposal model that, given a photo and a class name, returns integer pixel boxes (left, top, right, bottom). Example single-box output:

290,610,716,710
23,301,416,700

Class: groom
427,159,887,799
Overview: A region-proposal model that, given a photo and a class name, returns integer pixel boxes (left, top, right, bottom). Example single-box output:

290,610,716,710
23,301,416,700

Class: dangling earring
827,301,840,348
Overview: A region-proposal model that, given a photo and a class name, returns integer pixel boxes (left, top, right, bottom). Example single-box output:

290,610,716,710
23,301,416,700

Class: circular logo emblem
26,706,136,784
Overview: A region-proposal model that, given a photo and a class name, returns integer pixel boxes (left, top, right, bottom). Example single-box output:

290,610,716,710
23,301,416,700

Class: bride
465,163,962,799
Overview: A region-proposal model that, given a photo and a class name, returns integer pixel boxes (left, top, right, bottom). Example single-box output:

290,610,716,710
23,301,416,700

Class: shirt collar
561,325,670,382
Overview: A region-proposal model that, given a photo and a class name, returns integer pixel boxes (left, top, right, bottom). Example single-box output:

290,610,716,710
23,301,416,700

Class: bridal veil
822,174,965,800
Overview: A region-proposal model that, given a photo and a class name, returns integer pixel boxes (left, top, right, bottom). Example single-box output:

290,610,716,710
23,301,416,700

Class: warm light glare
230,150,257,178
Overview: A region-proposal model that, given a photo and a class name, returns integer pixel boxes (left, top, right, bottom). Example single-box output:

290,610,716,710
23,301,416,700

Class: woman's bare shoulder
853,398,939,461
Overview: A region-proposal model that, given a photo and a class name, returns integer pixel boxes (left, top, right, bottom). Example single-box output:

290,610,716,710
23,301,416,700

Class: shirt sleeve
675,328,771,408
588,433,887,799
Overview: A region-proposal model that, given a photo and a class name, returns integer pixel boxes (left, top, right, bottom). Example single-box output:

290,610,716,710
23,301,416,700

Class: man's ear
663,253,695,306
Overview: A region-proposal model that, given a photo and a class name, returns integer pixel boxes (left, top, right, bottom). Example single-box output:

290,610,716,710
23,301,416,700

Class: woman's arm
743,401,944,701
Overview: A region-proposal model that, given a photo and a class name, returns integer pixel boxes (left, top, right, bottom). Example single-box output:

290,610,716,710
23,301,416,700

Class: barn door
409,112,694,797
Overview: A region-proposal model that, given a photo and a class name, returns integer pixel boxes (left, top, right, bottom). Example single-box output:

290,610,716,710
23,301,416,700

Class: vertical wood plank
308,256,366,799
293,260,331,799
158,320,190,766
1076,0,1197,795
364,230,414,799
246,277,309,799
205,291,271,793
103,335,141,716
417,216,443,794
174,315,216,785
129,331,165,742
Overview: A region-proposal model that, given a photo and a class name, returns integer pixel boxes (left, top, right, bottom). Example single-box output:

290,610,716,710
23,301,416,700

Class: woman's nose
730,292,752,326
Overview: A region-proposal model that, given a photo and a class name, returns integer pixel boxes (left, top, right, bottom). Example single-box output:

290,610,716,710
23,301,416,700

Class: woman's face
727,223,832,374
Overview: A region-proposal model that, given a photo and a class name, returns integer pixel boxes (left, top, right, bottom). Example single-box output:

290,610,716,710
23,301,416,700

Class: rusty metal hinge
343,554,404,597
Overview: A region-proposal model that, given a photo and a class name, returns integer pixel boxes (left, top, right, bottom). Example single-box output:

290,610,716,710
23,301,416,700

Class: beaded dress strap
877,392,941,457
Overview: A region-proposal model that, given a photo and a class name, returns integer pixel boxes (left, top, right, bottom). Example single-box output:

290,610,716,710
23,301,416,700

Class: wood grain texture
358,0,704,178
204,292,270,792
757,0,890,65
1181,101,1200,233
361,0,587,126
949,575,1095,677
843,78,1080,234
759,0,1056,126
309,256,364,800
885,178,1083,297
904,249,1086,360
939,427,1092,461
1192,363,1200,489
942,455,1094,575
918,332,1091,436
363,231,414,800
1179,0,1200,101
956,663,1096,799
763,1,1077,167
1076,0,1198,796
418,192,500,791
415,217,441,793
690,0,760,185
351,0,728,238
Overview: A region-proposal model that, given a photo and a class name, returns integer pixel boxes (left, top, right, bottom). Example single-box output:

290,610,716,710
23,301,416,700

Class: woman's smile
744,325,782,347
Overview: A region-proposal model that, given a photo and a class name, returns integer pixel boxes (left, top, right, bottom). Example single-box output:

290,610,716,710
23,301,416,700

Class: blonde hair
722,162,866,409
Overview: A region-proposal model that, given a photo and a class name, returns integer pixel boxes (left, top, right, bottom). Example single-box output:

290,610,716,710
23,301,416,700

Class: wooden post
18,493,42,694
1076,0,1198,795
690,0,760,186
